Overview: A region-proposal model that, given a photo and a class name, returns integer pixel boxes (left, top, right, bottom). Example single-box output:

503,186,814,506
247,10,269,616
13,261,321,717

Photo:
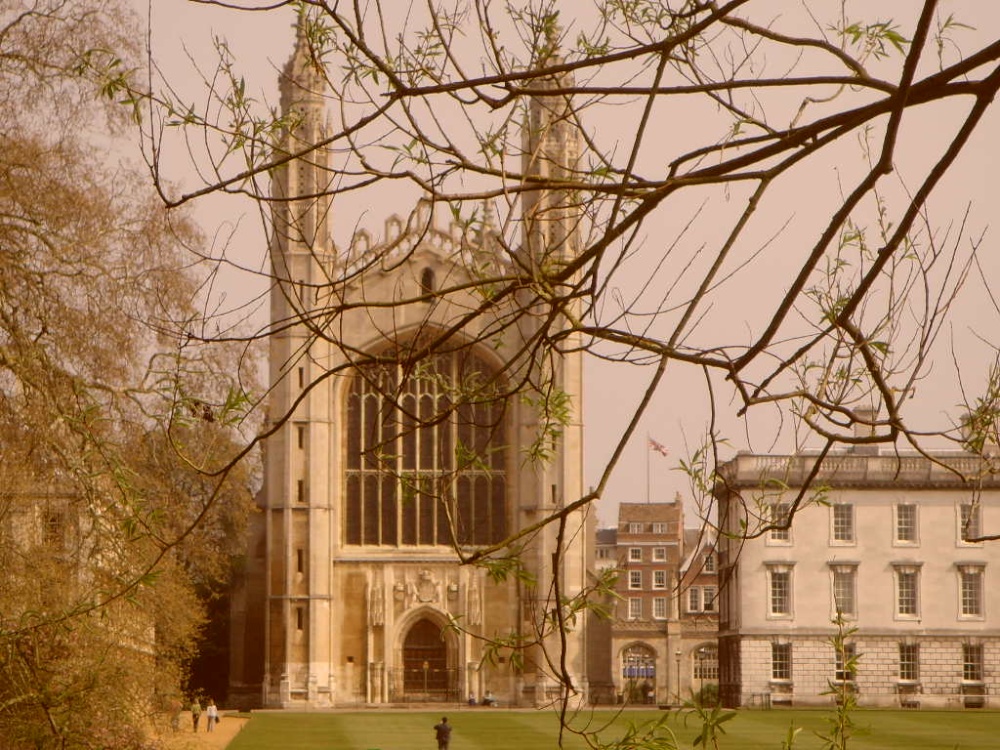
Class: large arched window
693,643,719,681
344,347,507,547
621,643,656,681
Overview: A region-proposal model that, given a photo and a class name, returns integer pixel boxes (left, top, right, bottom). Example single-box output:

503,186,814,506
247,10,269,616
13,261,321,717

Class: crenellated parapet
342,198,506,279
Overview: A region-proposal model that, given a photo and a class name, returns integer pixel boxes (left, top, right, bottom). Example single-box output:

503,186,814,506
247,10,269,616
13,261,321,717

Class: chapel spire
520,29,581,267
270,8,333,259
279,9,329,138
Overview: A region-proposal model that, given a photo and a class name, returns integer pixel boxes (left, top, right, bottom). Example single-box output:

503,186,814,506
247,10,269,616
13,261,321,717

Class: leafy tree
0,1,258,746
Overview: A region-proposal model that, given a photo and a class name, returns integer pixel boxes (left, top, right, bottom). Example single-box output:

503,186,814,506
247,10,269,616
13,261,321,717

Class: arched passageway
401,618,452,701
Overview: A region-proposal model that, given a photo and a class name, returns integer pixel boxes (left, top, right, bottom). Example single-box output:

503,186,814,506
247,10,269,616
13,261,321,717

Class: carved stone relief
397,568,446,609
468,580,482,625
368,583,385,626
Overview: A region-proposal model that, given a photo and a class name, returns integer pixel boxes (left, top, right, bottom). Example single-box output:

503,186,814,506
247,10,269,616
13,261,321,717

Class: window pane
770,570,791,615
346,392,362,470
772,643,792,680
436,495,452,546
694,645,719,680
489,403,506,471
456,475,472,544
964,644,984,682
703,586,717,612
961,569,983,616
362,393,379,468
833,505,854,542
961,504,981,541
473,475,491,546
622,644,655,678
401,478,417,545
628,598,642,619
833,569,856,616
490,476,507,541
418,394,435,469
381,474,397,545
897,570,918,616
418,486,434,544
769,503,790,541
835,642,856,682
896,504,916,542
899,643,919,681
345,475,361,544
401,393,417,471
363,474,379,544
653,597,668,619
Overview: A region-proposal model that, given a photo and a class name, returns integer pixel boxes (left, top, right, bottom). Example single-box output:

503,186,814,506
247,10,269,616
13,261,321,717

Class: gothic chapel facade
229,20,591,708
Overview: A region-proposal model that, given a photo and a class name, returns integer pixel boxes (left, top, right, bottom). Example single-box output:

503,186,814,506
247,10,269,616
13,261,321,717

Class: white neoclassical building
715,446,1000,708
228,20,590,709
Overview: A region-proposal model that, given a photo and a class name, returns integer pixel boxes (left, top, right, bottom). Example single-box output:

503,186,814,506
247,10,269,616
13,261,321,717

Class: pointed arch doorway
400,618,454,702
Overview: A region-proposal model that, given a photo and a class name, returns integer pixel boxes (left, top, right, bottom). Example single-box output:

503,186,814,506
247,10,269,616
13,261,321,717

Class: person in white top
205,699,219,732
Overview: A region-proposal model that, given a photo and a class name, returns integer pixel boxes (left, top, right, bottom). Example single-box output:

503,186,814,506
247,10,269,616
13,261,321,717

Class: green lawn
226,707,1000,750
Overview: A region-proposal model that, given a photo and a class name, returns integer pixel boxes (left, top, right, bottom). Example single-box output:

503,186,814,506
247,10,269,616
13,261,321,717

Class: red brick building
588,499,718,704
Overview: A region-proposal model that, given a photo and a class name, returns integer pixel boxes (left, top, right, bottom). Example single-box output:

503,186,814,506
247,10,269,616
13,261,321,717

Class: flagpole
645,433,650,504
646,437,669,503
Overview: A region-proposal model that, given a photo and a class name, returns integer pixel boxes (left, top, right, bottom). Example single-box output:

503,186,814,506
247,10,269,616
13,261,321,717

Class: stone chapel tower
229,16,590,708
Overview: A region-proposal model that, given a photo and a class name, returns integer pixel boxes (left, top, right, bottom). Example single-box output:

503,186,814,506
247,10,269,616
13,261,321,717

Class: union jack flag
648,437,669,457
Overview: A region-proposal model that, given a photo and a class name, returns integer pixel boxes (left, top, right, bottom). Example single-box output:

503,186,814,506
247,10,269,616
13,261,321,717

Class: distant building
0,489,156,658
715,449,1000,708
590,500,718,705
680,529,720,701
594,527,619,572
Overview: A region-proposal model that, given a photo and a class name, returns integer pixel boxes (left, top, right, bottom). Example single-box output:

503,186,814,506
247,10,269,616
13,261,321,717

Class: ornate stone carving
415,568,439,603
468,581,482,625
401,569,442,609
369,583,384,626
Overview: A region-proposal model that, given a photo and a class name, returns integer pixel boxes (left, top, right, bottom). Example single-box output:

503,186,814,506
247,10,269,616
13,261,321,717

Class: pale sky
135,1,1000,527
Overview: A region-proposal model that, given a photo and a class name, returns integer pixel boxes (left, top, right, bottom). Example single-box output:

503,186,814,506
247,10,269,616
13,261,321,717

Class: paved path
159,713,248,750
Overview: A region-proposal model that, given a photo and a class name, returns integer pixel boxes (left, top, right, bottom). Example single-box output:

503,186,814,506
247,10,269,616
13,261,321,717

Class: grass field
225,707,1000,750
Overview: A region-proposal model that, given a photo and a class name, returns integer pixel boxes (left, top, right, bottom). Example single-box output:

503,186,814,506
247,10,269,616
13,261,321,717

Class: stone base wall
735,635,1000,708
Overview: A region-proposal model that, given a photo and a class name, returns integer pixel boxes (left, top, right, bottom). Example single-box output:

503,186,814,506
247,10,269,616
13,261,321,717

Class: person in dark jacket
433,716,452,750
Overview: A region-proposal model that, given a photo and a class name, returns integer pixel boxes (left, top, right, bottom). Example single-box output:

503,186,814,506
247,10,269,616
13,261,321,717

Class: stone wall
736,635,999,708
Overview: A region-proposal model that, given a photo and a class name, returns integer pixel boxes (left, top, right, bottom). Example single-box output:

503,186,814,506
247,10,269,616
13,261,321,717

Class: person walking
190,698,202,732
433,716,452,750
206,699,218,732
168,697,182,732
